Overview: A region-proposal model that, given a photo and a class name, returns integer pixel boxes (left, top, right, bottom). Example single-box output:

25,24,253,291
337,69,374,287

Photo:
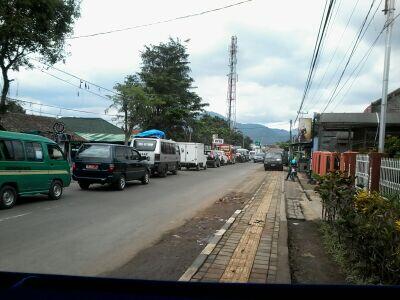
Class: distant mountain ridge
205,111,289,144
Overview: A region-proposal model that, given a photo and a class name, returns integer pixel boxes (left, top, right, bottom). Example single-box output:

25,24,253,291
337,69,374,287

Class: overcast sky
6,0,400,130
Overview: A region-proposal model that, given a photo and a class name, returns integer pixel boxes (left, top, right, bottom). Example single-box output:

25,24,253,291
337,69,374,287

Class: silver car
253,153,265,163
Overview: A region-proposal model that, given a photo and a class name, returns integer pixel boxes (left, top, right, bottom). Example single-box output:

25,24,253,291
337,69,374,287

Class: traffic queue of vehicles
0,130,251,209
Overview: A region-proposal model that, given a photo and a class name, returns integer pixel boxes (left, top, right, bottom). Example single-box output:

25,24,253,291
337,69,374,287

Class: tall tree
0,0,80,112
138,38,207,139
109,75,149,144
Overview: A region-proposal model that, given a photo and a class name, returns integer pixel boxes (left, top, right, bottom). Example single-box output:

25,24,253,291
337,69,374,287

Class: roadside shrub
314,171,356,223
315,172,400,284
385,136,400,158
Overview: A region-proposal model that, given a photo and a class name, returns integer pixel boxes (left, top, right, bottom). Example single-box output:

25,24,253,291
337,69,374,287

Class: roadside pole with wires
378,0,396,153
289,119,292,159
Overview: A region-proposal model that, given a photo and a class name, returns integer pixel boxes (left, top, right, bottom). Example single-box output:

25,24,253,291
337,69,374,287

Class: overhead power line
321,0,379,113
305,0,359,112
332,12,400,111
25,108,60,118
305,0,340,110
295,0,335,124
30,57,118,96
37,67,113,102
70,0,254,39
8,97,120,117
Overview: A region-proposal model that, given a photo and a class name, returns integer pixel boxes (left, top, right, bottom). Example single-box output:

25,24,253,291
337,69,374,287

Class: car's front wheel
0,185,17,209
49,180,63,200
141,171,150,185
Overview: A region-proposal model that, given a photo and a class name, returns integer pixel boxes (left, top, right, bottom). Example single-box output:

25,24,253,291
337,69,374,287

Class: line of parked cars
0,131,249,209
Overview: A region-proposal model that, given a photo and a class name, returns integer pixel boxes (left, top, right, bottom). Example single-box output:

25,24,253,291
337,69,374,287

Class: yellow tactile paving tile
219,174,279,283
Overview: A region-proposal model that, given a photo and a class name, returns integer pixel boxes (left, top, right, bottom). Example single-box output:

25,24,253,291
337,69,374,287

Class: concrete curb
178,179,266,282
178,209,241,282
297,176,313,201
276,175,291,284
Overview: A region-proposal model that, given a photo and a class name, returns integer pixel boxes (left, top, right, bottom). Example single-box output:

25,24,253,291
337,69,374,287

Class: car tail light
108,164,115,173
155,154,160,161
72,163,77,171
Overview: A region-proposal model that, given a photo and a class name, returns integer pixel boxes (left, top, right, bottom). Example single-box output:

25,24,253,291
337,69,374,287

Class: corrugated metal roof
75,132,125,142
59,117,124,134
319,113,400,125
0,113,86,141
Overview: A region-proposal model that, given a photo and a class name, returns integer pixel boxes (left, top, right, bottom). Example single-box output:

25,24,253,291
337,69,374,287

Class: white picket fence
380,158,400,196
355,154,370,190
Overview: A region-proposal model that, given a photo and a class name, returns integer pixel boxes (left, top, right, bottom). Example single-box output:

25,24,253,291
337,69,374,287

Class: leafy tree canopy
138,38,207,139
385,136,400,158
0,0,81,112
109,75,149,144
276,141,290,150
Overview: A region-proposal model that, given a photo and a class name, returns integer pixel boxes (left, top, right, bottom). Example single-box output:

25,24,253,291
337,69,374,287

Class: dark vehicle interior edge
0,271,398,299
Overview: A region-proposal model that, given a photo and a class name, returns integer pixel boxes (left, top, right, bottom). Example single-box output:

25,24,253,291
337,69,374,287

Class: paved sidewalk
297,173,323,221
180,171,290,284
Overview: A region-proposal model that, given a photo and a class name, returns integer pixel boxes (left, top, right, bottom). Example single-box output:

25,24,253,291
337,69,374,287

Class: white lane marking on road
0,212,31,222
44,205,59,211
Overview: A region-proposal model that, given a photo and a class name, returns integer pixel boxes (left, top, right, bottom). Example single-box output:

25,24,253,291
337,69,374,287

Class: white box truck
177,142,207,170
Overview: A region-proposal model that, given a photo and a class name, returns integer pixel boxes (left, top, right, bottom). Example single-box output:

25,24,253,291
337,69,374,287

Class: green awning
75,132,126,143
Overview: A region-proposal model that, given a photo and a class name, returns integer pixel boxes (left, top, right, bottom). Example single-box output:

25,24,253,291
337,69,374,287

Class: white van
177,142,207,170
131,137,180,177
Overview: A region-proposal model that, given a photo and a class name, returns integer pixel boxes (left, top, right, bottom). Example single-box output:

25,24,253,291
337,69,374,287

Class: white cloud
5,0,400,131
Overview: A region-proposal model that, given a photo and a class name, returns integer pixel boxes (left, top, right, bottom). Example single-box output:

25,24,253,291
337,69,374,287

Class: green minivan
0,131,71,209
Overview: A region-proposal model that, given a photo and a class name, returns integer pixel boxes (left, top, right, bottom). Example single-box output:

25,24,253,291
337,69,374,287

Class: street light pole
378,0,395,153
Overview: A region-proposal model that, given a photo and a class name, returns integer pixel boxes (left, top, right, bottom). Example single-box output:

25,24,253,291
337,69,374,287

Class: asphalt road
0,162,261,276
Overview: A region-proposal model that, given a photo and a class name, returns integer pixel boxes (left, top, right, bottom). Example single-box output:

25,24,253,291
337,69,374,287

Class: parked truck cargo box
177,142,207,170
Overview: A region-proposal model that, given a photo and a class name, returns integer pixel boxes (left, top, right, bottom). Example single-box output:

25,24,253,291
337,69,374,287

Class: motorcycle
289,166,297,181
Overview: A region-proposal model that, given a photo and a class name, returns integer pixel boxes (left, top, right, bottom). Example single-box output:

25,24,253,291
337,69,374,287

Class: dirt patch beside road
106,169,266,281
288,219,346,284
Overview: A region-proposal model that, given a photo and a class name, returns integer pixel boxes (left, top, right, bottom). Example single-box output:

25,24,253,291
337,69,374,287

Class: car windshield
265,152,281,159
77,144,111,158
3,0,392,291
133,139,157,151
